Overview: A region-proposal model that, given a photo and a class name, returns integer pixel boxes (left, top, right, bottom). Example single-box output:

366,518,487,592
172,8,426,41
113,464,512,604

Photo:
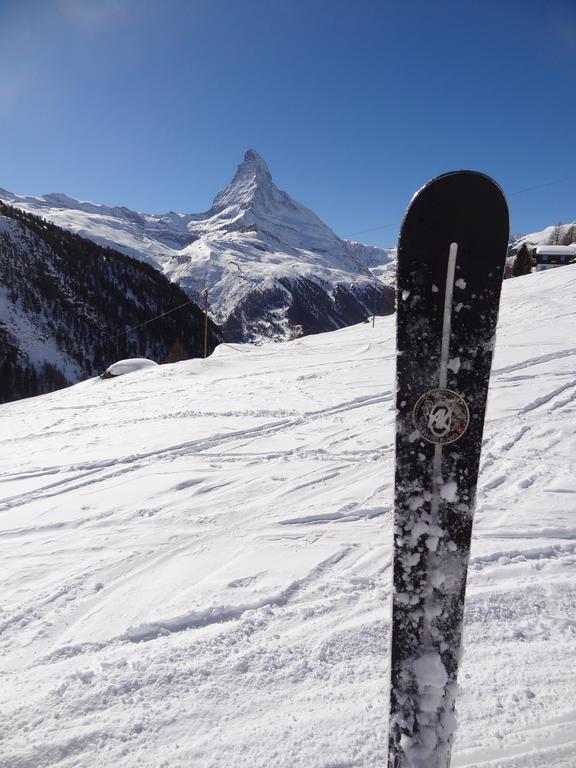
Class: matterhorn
1,150,395,342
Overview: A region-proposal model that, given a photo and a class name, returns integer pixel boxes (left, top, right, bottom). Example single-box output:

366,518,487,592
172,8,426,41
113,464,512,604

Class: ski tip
399,169,510,264
404,169,509,235
409,170,506,205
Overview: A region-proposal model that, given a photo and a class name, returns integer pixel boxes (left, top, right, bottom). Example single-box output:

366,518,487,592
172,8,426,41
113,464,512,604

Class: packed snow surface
1,266,575,767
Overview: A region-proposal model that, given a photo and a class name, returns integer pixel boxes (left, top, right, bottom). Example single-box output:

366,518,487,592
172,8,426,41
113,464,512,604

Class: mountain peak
230,148,273,188
212,149,274,213
243,148,269,169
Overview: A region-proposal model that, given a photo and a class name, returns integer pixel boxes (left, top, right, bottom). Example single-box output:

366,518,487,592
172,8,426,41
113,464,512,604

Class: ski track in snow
0,268,575,767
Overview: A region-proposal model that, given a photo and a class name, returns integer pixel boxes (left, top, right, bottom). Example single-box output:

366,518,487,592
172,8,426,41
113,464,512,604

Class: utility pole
203,288,209,358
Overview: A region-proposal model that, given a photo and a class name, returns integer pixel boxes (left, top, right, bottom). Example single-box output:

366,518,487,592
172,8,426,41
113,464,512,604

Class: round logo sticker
413,389,469,444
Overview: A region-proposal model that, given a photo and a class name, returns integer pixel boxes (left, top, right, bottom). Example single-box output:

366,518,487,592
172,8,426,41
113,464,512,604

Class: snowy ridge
0,266,575,766
0,151,394,341
513,221,576,250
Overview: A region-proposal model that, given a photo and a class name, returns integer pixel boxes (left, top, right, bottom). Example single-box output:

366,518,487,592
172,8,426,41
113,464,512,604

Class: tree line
0,202,221,403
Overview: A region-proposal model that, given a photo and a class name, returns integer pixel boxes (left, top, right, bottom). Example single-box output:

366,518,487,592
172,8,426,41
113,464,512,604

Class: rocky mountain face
1,151,395,342
0,202,221,404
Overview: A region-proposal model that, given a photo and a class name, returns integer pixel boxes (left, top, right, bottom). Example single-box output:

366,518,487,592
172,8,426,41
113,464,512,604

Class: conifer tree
512,244,532,277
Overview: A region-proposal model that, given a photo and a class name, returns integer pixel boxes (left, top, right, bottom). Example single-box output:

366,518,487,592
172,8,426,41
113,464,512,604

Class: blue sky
0,0,574,246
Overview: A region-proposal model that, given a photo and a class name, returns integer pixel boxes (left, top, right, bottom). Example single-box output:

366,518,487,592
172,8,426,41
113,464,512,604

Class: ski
388,171,509,768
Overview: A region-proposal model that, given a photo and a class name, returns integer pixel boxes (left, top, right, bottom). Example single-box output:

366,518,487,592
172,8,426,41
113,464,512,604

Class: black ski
388,171,509,768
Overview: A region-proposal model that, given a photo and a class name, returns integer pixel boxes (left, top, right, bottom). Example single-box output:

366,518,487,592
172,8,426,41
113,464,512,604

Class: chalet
535,244,576,272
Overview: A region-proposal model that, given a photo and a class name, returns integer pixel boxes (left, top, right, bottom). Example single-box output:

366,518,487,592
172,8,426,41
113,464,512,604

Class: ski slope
1,266,575,767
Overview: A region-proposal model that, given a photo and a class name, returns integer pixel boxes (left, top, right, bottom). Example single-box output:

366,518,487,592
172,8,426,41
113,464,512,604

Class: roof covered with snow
536,243,576,255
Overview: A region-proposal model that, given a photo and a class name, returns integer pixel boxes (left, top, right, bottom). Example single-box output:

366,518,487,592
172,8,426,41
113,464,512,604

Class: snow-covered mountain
0,151,394,342
511,220,576,251
1,265,575,767
0,202,220,403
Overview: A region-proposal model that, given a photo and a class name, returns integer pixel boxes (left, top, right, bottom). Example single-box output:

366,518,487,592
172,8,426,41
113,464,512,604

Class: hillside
0,202,221,403
0,265,574,766
0,151,395,342
512,221,576,251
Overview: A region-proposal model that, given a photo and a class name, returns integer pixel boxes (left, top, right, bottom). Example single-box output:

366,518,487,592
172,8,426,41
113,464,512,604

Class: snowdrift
102,359,159,379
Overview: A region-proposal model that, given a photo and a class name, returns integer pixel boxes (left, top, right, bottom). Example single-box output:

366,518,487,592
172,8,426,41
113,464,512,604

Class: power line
107,296,200,340
509,174,576,196
345,173,575,239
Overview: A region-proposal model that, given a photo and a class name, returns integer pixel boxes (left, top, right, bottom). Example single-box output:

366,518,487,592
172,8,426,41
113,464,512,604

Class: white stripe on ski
439,242,458,389
429,243,458,589
430,443,443,516
431,241,458,506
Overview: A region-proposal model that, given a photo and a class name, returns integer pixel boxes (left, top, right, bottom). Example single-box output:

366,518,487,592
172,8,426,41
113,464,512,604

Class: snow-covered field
1,267,575,767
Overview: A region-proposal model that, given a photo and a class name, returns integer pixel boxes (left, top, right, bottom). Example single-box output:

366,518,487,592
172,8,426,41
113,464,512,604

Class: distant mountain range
0,202,220,403
1,154,573,404
0,150,395,342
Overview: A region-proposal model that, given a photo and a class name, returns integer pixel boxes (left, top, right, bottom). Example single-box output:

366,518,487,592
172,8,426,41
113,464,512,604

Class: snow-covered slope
0,152,394,342
0,202,220,403
512,221,576,251
1,266,575,767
